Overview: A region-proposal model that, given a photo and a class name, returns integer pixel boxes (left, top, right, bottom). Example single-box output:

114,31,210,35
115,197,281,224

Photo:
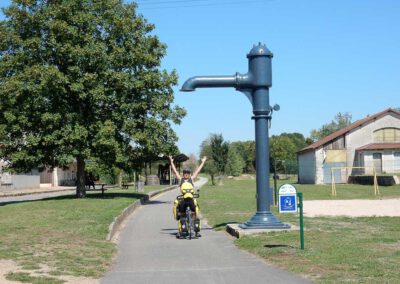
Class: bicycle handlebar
176,193,200,200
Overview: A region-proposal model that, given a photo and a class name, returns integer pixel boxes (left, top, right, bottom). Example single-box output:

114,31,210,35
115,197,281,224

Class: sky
1,0,400,156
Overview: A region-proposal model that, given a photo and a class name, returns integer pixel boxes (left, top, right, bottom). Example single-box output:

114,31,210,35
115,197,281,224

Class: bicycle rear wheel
186,207,192,240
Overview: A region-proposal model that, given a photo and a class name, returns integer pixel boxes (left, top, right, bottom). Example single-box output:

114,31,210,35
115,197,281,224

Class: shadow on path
0,191,145,207
144,200,171,205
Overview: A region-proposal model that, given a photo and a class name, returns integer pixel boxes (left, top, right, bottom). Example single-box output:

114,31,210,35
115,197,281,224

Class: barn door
372,153,382,174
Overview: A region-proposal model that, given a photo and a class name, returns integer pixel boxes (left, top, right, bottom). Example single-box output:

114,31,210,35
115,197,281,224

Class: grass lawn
200,178,400,283
0,188,145,282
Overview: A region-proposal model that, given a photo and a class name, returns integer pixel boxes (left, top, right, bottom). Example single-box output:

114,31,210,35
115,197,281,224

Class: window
373,128,400,142
323,136,345,150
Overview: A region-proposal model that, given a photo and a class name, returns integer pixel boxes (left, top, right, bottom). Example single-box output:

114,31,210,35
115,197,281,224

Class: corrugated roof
298,108,400,154
356,143,400,151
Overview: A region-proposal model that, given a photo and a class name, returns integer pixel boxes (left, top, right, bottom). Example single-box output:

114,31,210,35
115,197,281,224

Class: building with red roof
297,108,400,184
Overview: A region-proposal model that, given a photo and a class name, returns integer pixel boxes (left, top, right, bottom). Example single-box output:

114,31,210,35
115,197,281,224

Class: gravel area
303,199,400,217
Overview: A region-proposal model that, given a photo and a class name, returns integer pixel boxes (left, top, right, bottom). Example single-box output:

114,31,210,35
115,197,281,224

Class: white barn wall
315,148,325,184
382,151,394,173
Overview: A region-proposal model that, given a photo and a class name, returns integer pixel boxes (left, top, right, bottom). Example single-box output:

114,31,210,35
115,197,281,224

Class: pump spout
180,75,238,92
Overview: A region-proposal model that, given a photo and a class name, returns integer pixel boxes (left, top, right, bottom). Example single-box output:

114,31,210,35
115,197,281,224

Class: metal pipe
180,73,252,92
180,75,236,92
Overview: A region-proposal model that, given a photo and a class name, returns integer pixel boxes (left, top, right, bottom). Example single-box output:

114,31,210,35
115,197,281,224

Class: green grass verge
200,178,400,283
6,272,64,284
0,188,145,280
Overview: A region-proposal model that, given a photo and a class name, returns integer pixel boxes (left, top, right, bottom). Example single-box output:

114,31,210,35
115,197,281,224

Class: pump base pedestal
239,211,290,229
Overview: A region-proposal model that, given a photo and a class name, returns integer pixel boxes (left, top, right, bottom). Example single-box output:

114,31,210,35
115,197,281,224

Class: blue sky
1,0,400,156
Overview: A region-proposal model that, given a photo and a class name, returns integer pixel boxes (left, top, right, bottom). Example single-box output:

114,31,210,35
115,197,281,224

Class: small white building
0,159,41,189
297,108,400,184
1,160,77,190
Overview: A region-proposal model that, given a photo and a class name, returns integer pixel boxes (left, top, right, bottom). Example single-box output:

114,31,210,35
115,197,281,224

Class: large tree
0,0,185,197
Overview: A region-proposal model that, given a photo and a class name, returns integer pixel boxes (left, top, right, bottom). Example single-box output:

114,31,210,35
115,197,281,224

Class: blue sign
278,184,297,213
279,195,297,212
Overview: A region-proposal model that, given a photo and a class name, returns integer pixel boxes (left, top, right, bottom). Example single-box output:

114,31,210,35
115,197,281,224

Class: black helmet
183,168,191,174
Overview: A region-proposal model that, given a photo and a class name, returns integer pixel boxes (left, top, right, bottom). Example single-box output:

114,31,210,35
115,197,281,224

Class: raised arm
168,156,181,181
191,156,207,180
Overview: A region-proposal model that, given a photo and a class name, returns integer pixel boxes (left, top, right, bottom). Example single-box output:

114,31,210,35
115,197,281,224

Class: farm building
297,108,400,184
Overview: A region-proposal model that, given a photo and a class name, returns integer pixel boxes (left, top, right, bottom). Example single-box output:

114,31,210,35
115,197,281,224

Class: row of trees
198,112,354,184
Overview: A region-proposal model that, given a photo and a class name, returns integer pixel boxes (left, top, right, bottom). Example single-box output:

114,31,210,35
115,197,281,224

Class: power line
136,0,272,10
136,0,213,5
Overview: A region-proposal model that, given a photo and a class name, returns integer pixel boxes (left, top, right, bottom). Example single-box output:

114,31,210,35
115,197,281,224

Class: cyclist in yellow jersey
169,156,207,238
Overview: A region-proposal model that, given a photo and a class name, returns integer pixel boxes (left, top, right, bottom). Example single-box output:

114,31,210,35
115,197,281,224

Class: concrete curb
226,223,295,238
0,188,75,198
106,185,178,241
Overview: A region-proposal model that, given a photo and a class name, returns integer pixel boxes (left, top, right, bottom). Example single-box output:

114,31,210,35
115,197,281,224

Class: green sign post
297,192,304,250
278,184,305,250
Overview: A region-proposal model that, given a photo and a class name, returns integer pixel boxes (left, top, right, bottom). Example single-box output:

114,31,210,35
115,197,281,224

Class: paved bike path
102,177,310,284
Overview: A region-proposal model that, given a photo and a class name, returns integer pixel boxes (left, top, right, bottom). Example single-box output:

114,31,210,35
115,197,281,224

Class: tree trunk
211,174,215,186
76,156,86,198
118,171,123,188
218,172,224,186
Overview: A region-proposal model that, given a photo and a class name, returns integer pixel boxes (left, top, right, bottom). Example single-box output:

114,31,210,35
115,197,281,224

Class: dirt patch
0,259,99,284
304,199,400,217
0,260,21,284
59,275,99,284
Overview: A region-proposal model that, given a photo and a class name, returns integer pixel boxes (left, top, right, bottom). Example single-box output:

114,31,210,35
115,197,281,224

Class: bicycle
176,192,200,240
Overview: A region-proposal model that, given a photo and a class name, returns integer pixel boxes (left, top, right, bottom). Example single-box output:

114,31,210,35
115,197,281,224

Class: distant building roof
298,108,400,154
356,143,400,151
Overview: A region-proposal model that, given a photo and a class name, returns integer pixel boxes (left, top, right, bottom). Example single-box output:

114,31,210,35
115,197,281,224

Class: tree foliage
310,112,352,142
199,139,217,185
210,134,229,176
182,153,198,173
0,0,185,197
199,134,228,185
225,146,244,177
229,141,255,173
270,132,307,173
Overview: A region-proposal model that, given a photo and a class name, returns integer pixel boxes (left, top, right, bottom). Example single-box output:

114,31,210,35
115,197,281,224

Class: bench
121,182,135,190
86,183,118,197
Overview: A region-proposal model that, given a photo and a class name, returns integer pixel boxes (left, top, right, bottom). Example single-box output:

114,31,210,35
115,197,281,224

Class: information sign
278,184,297,213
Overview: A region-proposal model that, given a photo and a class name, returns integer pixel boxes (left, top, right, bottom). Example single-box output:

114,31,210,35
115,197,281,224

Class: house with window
297,108,400,184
